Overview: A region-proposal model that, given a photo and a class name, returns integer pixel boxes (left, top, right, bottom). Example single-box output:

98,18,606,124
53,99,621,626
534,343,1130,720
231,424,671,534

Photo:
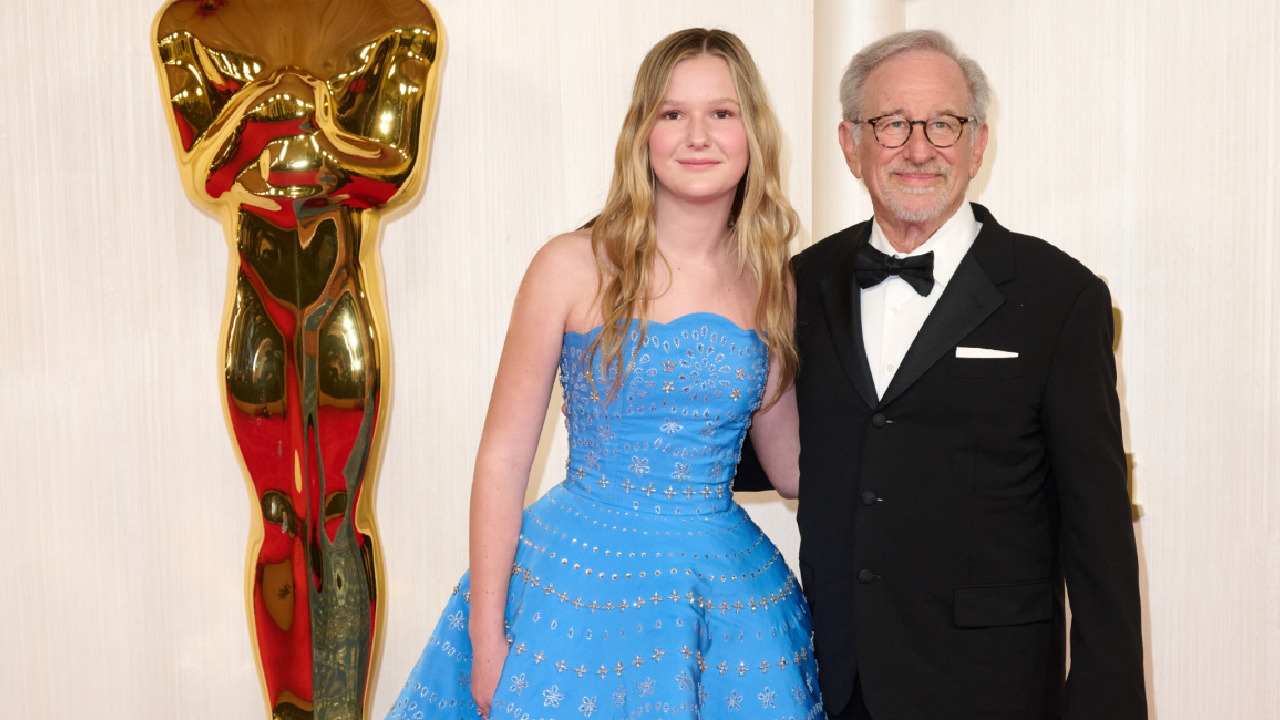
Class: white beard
873,160,957,223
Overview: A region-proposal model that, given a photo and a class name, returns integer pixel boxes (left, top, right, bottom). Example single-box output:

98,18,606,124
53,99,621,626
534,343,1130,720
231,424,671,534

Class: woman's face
647,54,749,209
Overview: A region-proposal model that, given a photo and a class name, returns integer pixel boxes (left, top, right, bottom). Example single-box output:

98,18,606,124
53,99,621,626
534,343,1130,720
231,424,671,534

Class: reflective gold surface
151,2,443,717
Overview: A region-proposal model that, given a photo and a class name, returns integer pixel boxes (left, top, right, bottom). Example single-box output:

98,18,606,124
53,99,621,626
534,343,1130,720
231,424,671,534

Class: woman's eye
661,111,681,120
713,109,733,119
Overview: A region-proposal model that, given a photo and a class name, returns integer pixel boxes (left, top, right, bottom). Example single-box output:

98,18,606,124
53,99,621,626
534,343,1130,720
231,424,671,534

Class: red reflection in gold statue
151,1,443,717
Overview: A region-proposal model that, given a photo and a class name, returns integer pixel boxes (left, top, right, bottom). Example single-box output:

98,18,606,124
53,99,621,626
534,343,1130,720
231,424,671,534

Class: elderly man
738,30,1147,719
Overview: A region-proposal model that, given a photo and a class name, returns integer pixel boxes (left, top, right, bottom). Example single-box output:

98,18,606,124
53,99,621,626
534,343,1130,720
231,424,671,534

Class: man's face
838,50,988,228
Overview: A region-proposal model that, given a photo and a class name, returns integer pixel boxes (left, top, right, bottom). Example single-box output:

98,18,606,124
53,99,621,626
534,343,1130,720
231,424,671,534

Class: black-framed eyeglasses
860,114,976,148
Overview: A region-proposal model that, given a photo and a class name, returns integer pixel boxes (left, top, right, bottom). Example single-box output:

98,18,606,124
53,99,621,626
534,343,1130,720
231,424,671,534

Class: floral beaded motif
559,314,768,517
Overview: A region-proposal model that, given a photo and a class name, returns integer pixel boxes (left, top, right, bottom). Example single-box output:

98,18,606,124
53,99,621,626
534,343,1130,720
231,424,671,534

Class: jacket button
871,413,886,428
860,491,879,506
857,569,876,584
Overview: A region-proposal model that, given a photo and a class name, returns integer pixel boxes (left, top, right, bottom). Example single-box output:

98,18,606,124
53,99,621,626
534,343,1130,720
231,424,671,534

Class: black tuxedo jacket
738,204,1146,719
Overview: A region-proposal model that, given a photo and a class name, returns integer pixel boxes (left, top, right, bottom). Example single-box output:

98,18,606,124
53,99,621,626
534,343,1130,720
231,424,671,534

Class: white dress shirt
861,202,983,399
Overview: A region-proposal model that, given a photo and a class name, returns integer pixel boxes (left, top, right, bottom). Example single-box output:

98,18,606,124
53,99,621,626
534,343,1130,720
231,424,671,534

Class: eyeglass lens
873,116,965,148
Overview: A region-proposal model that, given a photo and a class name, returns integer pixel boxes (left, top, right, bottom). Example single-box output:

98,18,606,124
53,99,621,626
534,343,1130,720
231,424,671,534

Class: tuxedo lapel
878,209,1014,407
816,228,879,411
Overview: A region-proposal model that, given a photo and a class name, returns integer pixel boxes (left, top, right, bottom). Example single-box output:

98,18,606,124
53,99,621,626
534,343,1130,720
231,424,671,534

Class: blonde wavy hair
585,28,799,409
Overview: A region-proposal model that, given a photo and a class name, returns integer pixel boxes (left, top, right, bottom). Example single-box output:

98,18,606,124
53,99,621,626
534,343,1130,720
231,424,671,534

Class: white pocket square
956,346,1019,359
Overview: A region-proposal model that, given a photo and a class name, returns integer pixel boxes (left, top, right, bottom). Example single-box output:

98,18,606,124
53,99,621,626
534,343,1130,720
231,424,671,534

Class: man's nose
902,124,936,162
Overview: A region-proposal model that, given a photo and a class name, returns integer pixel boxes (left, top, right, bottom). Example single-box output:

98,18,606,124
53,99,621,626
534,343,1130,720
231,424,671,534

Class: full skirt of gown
387,313,824,720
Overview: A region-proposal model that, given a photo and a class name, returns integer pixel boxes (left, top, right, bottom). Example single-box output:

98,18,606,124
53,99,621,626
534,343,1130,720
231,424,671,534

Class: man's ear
967,122,989,179
838,121,863,179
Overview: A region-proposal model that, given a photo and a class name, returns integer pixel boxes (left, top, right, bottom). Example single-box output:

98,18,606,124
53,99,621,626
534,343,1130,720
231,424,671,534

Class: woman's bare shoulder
532,229,594,272
520,229,599,331
524,230,596,290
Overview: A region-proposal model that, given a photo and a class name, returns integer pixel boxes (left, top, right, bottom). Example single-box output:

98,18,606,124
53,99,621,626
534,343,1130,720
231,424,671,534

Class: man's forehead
863,50,970,114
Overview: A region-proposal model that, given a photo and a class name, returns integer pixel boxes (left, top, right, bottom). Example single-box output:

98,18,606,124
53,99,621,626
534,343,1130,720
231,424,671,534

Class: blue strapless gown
388,313,824,720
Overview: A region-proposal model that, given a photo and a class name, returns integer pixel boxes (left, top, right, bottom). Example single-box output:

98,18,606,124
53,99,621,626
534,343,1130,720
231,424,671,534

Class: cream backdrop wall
0,1,1275,718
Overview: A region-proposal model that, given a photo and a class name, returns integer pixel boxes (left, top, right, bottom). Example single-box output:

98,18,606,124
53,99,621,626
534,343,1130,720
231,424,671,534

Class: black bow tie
854,243,936,296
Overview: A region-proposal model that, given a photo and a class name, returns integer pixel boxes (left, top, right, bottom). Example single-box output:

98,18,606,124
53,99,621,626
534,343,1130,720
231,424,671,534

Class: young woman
387,28,821,720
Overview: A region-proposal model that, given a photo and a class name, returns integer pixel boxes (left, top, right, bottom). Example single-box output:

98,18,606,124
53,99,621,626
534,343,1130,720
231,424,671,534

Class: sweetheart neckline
563,311,758,338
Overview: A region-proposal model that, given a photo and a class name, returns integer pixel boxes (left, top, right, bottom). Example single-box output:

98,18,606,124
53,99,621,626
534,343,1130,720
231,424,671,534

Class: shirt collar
869,202,981,289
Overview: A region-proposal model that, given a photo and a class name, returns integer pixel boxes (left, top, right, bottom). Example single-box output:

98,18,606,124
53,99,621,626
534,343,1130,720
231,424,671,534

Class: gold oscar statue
151,1,442,717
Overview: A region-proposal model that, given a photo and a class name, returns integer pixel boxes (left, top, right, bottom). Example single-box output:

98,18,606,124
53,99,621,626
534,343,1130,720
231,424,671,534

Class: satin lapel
816,231,879,411
879,239,1006,408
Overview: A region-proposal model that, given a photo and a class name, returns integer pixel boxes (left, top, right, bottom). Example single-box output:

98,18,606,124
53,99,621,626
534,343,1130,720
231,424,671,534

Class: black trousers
827,675,874,720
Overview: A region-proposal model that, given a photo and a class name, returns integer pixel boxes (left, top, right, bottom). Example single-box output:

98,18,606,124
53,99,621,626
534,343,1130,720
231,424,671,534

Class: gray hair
839,29,990,125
